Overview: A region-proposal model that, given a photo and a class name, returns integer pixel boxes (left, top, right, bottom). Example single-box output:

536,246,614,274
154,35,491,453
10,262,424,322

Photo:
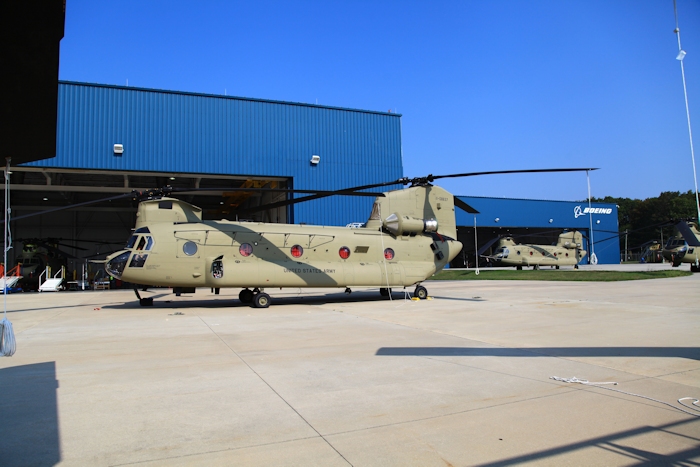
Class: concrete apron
0,272,698,466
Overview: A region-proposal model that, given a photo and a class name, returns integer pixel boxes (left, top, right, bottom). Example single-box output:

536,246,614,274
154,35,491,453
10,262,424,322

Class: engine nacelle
383,213,438,236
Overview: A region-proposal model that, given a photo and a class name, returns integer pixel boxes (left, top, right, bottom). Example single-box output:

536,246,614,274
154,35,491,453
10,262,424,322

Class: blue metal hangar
10,81,620,265
11,81,403,258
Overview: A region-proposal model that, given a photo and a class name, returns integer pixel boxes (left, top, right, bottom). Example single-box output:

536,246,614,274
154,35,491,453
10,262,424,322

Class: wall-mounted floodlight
310,155,320,165
549,219,553,223
677,50,687,61
494,217,500,223
113,144,124,155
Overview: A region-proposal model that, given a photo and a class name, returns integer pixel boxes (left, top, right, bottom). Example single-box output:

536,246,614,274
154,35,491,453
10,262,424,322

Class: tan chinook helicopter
662,220,700,272
484,231,587,270
12,168,596,307
95,169,596,307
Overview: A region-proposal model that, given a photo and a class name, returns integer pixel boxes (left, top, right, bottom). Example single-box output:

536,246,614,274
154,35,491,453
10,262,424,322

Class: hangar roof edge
456,194,617,207
59,81,403,117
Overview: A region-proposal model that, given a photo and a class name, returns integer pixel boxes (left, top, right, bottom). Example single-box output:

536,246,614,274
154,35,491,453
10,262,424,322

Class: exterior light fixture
43,197,48,201
169,177,176,181
549,219,553,223
113,144,124,155
310,155,320,165
494,217,500,223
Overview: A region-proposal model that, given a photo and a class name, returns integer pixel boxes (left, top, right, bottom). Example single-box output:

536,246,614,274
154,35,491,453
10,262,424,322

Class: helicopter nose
105,251,130,279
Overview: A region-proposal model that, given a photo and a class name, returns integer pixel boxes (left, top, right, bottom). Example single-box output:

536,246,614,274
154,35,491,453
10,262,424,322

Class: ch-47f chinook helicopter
94,168,596,307
662,220,700,272
11,168,596,306
483,231,587,270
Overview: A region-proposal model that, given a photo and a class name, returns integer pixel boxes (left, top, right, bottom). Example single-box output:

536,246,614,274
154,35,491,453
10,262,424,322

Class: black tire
691,264,700,273
254,292,271,308
533,265,540,270
516,266,522,271
414,285,428,300
239,288,254,303
380,287,391,297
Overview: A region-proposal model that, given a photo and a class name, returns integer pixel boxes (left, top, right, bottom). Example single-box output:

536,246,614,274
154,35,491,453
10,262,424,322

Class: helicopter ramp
0,276,22,293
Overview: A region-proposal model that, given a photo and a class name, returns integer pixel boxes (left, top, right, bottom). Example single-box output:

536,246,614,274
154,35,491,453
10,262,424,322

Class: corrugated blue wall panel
455,196,620,264
25,82,404,226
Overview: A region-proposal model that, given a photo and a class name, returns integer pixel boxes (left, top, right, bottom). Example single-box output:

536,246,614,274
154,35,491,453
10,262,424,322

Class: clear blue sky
58,0,700,202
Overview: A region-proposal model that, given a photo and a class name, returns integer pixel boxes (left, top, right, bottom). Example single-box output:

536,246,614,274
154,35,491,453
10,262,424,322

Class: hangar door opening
4,167,291,287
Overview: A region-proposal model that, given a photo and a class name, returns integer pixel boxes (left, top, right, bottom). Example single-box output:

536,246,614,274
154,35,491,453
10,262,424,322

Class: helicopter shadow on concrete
0,362,61,467
100,289,485,310
473,418,700,467
375,346,700,360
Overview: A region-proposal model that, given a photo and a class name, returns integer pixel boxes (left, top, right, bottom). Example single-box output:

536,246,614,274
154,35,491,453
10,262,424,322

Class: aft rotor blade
454,196,479,214
430,168,599,181
242,188,387,214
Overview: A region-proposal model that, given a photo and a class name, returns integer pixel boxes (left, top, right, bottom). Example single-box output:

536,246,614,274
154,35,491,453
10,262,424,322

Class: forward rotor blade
675,220,700,247
11,192,136,221
477,236,503,256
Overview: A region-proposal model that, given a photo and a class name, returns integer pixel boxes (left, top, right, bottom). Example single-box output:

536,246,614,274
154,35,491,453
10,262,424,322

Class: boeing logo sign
574,206,613,218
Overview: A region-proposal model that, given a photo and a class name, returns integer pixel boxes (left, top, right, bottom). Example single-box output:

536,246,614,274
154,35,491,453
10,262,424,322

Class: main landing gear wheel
516,266,523,271
414,285,428,300
380,287,392,297
253,292,271,308
239,288,254,304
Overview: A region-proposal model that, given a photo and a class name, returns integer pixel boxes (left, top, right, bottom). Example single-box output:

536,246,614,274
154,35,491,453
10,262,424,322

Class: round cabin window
291,245,304,258
239,243,253,257
183,241,198,256
384,248,395,260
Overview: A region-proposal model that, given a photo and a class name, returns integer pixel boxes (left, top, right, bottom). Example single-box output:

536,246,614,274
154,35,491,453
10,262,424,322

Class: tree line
589,190,699,252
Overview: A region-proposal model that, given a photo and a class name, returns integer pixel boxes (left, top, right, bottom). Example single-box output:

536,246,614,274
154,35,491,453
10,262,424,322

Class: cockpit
105,227,155,278
494,247,509,259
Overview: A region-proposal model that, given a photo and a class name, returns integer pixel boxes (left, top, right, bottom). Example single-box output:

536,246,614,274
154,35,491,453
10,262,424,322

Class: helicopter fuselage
105,196,463,293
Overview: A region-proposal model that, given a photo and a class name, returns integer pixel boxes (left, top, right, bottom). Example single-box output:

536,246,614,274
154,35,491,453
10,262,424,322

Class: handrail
39,266,49,285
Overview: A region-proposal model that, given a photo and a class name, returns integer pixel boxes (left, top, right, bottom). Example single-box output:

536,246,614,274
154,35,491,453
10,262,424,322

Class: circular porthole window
384,248,395,260
291,245,304,258
239,243,253,257
183,241,198,256
339,246,350,259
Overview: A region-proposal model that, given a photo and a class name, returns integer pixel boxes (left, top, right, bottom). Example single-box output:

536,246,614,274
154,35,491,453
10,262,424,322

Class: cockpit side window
145,236,154,250
126,235,138,249
136,237,147,250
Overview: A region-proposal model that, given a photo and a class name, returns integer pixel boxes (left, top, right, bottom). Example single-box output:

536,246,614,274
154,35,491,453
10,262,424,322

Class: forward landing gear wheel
692,264,700,273
380,287,392,297
414,285,428,300
555,266,560,270
254,292,271,308
239,288,254,304
516,266,522,271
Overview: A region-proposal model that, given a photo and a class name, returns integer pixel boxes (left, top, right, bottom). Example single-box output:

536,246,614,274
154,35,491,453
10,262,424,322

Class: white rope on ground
551,376,700,418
